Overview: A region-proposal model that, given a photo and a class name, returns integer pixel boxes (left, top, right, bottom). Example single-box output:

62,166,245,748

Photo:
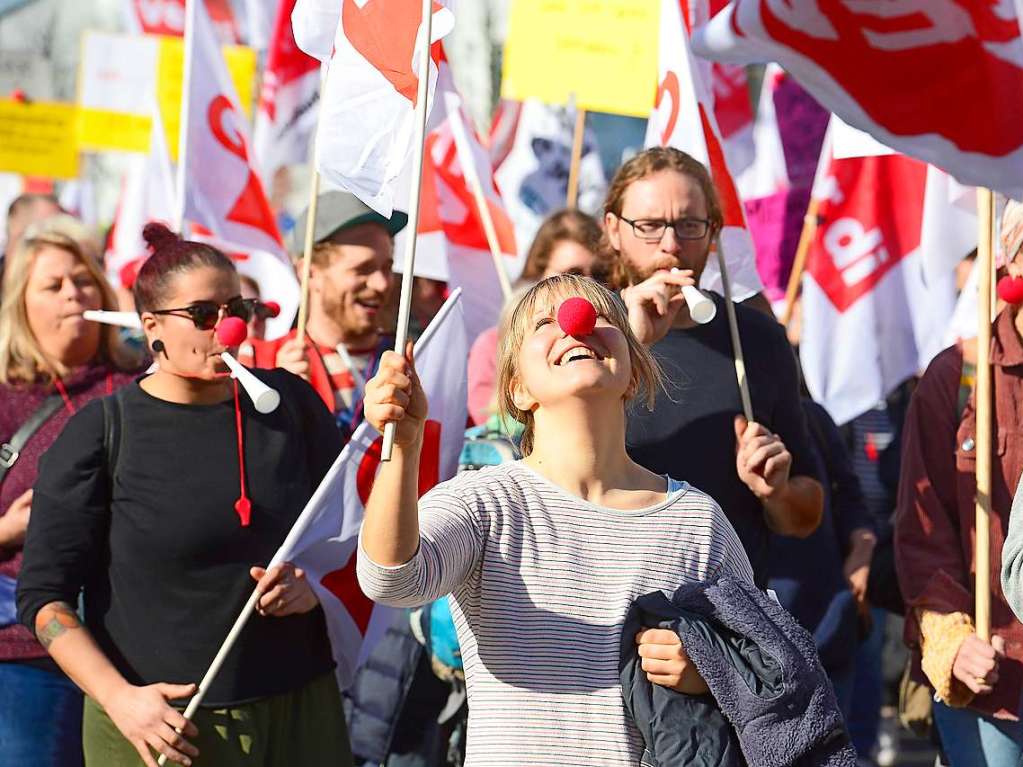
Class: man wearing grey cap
252,190,408,442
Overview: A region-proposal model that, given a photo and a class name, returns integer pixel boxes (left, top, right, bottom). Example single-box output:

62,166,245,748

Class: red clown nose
998,275,1023,305
557,297,597,337
262,300,281,318
216,316,248,347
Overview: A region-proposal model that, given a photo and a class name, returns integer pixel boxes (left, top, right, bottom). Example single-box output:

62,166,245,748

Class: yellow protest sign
0,100,80,179
77,32,256,156
501,0,659,117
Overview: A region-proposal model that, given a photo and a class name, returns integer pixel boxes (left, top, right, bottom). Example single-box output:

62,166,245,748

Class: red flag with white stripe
253,0,320,183
270,291,468,688
693,1,1023,200
179,0,284,256
301,0,455,216
645,0,762,301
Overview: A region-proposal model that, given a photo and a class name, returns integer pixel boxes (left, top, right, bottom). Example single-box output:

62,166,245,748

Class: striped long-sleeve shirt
357,461,755,766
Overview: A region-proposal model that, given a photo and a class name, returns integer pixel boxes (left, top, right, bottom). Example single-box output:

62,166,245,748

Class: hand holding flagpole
382,0,435,462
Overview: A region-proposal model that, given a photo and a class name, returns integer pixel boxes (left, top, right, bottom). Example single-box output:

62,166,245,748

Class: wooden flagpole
975,187,995,641
781,196,820,328
295,170,321,342
445,98,512,301
295,64,329,344
715,235,754,421
381,0,435,462
172,0,197,236
566,103,586,209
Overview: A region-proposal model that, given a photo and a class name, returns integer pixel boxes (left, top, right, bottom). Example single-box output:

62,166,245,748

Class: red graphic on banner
132,0,239,43
698,104,744,229
756,1,1023,156
208,95,283,245
260,0,319,121
807,154,927,313
425,132,517,254
342,0,445,105
319,554,374,634
356,419,442,507
655,71,681,147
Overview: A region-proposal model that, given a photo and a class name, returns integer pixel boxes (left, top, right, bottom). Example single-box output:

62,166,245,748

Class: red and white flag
179,0,284,256
412,58,520,343
799,126,959,425
492,99,607,260
124,0,241,43
298,0,455,216
253,0,321,183
268,290,468,688
646,0,762,301
105,106,177,291
692,2,1023,200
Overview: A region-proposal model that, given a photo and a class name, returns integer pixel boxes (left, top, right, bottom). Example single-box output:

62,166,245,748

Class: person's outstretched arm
358,347,483,607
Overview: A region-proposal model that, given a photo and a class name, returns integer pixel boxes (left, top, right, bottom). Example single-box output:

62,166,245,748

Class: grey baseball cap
290,190,408,252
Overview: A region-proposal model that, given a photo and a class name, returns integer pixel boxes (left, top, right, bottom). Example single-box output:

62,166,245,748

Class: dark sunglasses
151,297,258,330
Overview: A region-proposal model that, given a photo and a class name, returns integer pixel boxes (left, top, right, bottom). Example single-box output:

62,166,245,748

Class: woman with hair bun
17,224,353,766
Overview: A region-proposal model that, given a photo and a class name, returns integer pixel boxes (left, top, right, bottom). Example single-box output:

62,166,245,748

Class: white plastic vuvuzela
82,310,142,329
681,286,717,325
220,352,280,413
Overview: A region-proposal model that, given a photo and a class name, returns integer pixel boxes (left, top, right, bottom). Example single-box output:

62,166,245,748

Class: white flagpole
173,0,197,236
445,93,513,302
157,289,463,764
715,235,754,421
382,0,435,462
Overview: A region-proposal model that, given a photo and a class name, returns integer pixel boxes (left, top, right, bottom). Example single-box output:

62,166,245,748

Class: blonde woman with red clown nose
358,274,756,764
16,224,353,767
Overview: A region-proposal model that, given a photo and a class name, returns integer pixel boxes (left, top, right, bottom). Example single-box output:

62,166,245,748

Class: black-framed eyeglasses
151,297,258,330
617,215,711,242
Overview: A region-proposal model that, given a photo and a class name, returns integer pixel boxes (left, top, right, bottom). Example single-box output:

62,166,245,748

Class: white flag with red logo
253,0,321,183
799,128,959,425
646,0,762,301
268,290,468,689
692,2,1023,200
180,0,285,256
105,105,177,291
413,59,520,343
306,0,455,217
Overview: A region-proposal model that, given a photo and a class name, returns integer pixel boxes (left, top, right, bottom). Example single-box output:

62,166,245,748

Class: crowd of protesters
1,147,1021,766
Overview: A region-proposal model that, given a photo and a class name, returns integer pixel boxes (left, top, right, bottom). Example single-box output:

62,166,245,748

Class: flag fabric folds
180,0,285,255
645,0,762,301
692,1,1023,200
307,0,455,216
270,290,469,689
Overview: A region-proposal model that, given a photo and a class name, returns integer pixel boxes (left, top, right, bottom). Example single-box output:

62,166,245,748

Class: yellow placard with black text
0,100,80,179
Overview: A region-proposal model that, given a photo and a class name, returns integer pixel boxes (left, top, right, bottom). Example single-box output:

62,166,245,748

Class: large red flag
693,1,1023,199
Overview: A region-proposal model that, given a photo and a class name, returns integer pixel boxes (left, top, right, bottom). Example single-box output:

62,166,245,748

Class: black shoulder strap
101,389,126,490
0,395,64,485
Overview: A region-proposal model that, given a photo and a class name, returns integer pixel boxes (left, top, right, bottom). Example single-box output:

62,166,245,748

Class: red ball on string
216,316,247,347
557,297,597,337
997,275,1023,305
262,300,281,318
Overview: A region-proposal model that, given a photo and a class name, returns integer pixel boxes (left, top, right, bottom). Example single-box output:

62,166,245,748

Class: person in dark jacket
621,576,856,767
768,399,876,721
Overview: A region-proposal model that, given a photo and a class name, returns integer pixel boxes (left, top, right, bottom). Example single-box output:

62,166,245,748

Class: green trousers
83,672,353,767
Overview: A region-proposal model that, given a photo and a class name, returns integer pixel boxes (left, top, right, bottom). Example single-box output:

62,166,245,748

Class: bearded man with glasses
605,147,824,586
